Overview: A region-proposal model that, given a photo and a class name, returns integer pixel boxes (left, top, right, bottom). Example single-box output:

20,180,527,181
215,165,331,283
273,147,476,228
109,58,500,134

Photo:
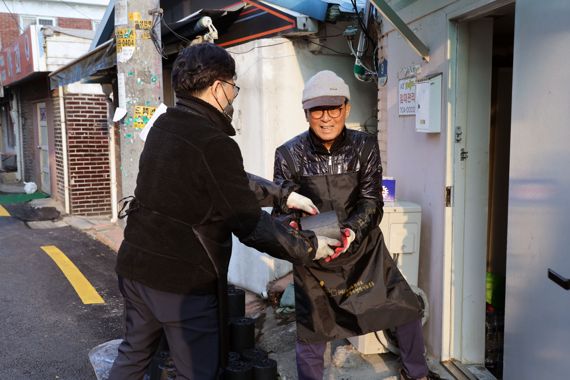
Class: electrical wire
374,331,391,351
226,30,346,55
161,17,192,46
303,38,352,56
227,40,291,54
149,11,167,58
350,0,380,76
1,0,25,33
351,0,376,47
319,32,344,38
347,39,376,75
59,0,96,21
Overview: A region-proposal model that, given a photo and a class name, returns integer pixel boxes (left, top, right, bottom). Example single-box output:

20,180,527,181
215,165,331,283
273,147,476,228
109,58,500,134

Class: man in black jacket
108,44,339,380
273,71,439,380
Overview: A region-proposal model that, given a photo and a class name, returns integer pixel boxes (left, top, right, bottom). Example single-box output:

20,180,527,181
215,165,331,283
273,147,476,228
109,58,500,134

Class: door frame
34,101,51,194
442,0,514,364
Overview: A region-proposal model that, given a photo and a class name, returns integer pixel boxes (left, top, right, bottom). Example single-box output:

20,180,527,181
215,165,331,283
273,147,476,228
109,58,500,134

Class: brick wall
52,90,65,203
0,14,93,49
65,93,111,216
52,90,111,216
57,17,92,30
0,13,21,49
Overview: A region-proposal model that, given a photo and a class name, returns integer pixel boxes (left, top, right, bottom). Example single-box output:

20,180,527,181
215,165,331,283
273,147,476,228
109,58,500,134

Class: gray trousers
296,319,428,379
108,277,220,380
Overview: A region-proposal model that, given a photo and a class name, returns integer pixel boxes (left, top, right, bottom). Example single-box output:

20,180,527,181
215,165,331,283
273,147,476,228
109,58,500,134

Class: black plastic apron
293,170,421,343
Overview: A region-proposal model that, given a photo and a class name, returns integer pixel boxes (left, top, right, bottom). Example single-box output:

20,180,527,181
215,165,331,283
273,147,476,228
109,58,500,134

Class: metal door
36,102,50,193
504,1,570,378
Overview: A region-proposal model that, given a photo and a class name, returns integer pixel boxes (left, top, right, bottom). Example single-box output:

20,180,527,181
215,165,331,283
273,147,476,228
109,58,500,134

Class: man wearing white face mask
109,44,339,380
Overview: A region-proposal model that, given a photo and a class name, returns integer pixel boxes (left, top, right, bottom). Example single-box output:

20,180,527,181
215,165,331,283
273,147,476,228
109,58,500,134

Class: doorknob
548,269,570,290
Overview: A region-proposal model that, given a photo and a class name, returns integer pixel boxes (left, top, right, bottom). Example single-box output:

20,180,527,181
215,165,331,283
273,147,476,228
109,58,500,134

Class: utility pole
114,0,163,199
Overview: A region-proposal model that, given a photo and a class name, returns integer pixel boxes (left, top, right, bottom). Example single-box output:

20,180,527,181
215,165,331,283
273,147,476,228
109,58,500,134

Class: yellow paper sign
135,20,152,30
129,12,142,21
116,28,135,52
135,20,153,39
133,106,157,129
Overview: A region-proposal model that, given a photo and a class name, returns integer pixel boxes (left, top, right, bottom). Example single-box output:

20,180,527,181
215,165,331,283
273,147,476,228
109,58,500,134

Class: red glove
325,228,355,262
289,220,300,230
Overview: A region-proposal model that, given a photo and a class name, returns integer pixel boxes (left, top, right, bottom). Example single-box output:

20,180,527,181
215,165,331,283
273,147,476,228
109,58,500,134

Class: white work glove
287,191,319,215
314,236,341,261
325,228,356,262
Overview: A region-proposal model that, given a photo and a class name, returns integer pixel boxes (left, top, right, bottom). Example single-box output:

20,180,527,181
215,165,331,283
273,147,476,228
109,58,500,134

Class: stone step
0,181,25,193
0,171,19,185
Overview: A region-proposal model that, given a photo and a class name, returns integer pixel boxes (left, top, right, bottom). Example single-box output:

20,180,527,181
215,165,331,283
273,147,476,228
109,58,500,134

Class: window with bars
20,16,56,31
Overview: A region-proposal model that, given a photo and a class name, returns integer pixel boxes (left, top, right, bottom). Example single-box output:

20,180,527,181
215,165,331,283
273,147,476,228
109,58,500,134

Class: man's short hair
172,43,236,97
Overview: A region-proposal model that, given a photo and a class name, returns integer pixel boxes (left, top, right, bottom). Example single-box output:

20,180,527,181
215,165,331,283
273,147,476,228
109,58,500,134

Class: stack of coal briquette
224,285,278,380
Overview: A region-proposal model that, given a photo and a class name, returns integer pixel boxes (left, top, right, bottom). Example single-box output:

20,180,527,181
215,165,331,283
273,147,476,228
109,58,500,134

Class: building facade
0,0,109,216
376,0,569,377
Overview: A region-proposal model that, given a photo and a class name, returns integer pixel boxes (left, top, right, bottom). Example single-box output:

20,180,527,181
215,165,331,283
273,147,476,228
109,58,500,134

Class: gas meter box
415,74,442,133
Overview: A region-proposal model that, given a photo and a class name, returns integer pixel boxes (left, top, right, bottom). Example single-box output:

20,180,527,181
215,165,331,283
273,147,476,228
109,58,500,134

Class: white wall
3,0,107,20
66,82,103,95
45,34,93,71
227,37,378,294
378,0,489,358
382,13,448,358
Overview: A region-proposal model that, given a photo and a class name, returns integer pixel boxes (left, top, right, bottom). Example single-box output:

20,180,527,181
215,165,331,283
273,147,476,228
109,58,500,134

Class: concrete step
0,182,25,193
0,171,19,184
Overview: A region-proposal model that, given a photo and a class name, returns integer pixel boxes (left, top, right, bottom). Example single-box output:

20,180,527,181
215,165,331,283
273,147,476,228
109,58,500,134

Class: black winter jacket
273,128,383,243
116,96,317,294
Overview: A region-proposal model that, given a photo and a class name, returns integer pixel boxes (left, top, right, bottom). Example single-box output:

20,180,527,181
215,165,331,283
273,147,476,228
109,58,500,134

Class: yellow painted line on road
40,245,105,304
0,205,10,217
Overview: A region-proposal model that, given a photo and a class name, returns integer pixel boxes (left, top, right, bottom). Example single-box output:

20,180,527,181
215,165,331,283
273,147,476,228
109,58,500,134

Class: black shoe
400,368,442,380
427,370,443,380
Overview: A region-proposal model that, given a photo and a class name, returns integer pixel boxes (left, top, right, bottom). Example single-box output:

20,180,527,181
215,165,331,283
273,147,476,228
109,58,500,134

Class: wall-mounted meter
415,74,442,133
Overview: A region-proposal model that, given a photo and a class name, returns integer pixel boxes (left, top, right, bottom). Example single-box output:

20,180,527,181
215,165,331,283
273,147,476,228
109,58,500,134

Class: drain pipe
102,84,118,222
58,86,71,214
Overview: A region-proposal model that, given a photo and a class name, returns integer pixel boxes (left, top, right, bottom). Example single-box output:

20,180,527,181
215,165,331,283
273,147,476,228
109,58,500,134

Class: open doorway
445,3,515,379
484,9,514,379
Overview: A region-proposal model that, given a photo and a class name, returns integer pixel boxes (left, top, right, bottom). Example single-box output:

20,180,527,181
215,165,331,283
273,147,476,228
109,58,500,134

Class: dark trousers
296,319,428,380
108,277,220,380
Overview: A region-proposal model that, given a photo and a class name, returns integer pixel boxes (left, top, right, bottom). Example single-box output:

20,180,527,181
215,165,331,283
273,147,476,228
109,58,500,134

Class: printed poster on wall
398,77,416,116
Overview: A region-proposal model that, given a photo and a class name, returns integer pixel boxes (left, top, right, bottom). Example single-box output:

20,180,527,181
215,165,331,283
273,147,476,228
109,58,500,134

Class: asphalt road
0,213,124,380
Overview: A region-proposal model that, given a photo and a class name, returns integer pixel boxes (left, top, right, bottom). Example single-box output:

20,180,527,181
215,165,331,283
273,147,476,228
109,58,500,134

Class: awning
258,0,329,21
217,1,298,47
49,39,116,89
49,8,244,88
